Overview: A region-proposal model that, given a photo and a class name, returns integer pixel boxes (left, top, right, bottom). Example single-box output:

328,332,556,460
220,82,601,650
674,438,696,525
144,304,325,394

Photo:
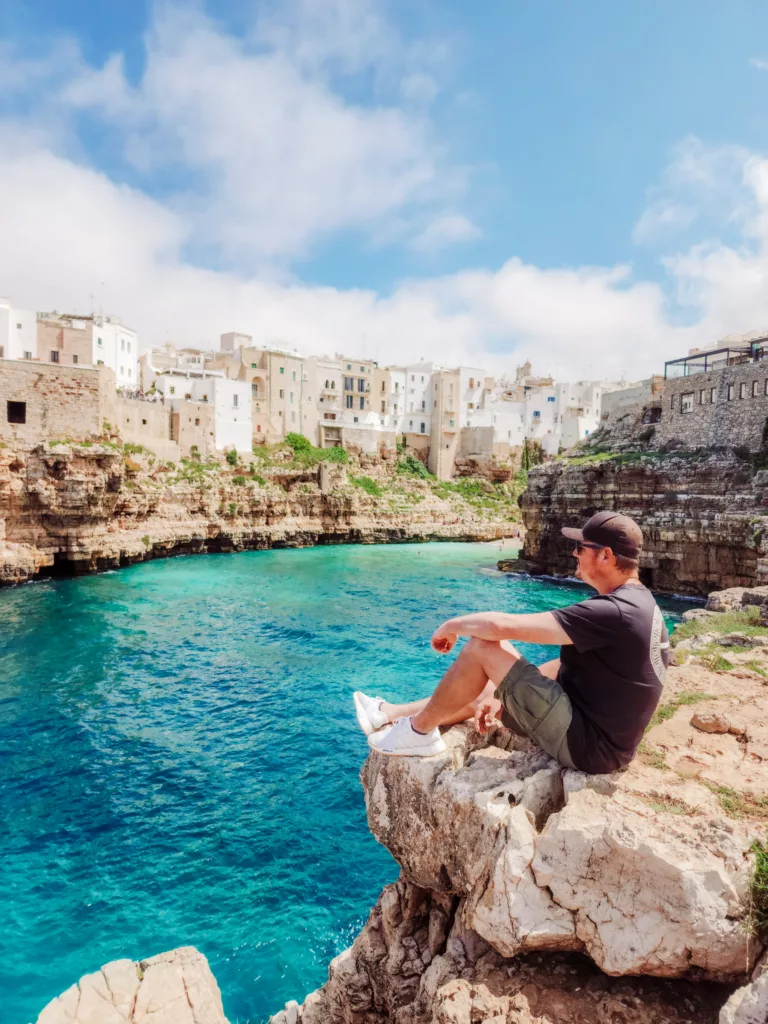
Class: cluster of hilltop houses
0,298,632,477
6,297,768,476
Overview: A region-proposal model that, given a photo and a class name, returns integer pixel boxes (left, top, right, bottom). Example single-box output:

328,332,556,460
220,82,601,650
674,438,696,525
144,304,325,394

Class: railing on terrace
664,342,767,379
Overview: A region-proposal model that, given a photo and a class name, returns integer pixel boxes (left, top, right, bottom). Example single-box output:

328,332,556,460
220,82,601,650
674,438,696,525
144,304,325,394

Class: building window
73,354,78,364
257,424,262,432
381,400,386,413
409,420,413,429
292,371,296,381
279,389,284,399
753,380,760,398
740,382,748,399
16,323,22,329
394,403,398,413
252,363,258,369
547,396,556,402
170,387,176,395
353,416,359,423
468,402,474,409
727,384,734,401
233,394,239,407
346,395,353,408
23,351,31,360
360,366,365,373
420,422,425,434
195,418,200,426
357,378,365,393
434,400,437,408
50,350,59,363
411,375,415,382
420,375,424,383
97,337,103,346
395,382,399,392
469,377,474,388
127,343,131,354
7,401,26,424
142,418,147,426
711,388,717,403
699,389,705,405
121,339,125,351
670,394,676,409
0,345,4,358
289,392,294,404
359,396,364,410
346,363,351,370
450,419,455,427
280,367,284,374
252,383,259,395
421,400,426,410
681,392,694,414
344,377,354,391
291,411,296,423
533,410,540,419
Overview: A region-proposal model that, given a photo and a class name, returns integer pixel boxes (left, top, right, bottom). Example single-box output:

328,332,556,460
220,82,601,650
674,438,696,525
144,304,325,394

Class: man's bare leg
380,684,496,728
411,638,521,733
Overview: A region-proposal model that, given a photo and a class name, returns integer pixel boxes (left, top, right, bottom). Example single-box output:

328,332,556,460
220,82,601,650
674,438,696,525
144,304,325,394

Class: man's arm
432,611,572,651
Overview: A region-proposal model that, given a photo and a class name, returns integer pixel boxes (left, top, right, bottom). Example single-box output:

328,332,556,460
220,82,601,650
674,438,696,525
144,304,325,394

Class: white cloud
4,9,768,383
410,212,481,252
751,57,768,71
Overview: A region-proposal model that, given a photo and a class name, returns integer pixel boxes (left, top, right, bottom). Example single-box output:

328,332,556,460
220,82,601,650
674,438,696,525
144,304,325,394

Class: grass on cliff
749,840,768,940
646,691,716,731
252,434,349,469
350,475,382,497
670,606,768,647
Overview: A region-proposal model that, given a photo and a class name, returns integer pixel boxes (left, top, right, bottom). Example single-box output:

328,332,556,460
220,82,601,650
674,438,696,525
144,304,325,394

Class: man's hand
474,695,503,734
431,623,458,653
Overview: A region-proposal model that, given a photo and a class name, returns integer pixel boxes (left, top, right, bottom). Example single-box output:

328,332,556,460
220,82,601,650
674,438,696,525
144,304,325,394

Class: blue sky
2,0,768,376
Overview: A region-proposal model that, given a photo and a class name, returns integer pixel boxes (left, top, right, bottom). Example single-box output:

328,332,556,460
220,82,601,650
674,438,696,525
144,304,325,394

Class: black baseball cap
561,511,643,559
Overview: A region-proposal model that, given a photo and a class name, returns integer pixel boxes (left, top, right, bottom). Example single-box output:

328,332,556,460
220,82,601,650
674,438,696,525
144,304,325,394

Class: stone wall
460,425,494,456
114,398,180,462
0,360,114,447
171,403,216,459
659,360,768,451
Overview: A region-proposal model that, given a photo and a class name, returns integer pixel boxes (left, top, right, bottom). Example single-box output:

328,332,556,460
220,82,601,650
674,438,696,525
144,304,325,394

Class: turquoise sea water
0,544,691,1023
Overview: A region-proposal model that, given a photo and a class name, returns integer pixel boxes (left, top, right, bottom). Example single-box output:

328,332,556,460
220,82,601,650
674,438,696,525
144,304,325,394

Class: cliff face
511,451,768,595
271,641,768,1024
0,443,522,585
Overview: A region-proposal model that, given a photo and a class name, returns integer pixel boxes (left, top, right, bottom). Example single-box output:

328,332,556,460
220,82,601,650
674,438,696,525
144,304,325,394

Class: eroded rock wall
0,444,521,585
513,451,768,595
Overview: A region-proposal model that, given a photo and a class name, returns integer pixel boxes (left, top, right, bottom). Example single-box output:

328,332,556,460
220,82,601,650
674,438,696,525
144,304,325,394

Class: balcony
664,343,759,379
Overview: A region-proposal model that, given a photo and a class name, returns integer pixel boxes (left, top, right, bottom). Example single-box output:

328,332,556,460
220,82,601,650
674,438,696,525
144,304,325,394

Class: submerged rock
37,947,228,1024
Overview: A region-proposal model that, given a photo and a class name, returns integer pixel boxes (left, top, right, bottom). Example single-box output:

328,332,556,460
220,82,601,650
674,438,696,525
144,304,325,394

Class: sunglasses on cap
575,541,606,553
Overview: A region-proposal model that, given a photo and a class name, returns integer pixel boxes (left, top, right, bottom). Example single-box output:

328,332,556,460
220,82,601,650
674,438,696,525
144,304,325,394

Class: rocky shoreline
0,442,523,586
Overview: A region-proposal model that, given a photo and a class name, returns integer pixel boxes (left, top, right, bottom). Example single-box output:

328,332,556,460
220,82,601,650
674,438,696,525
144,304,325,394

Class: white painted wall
0,299,36,360
458,366,486,427
93,316,138,388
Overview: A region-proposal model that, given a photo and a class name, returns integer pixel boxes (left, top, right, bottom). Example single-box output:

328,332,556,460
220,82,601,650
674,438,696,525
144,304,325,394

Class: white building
0,298,37,361
36,311,138,388
155,370,252,453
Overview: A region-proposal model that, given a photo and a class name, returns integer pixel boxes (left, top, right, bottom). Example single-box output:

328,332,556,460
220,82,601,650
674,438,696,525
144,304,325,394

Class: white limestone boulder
37,947,228,1024
363,728,762,979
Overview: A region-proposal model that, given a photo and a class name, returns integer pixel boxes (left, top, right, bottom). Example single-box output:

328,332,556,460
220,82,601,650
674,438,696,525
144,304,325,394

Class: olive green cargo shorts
494,656,577,769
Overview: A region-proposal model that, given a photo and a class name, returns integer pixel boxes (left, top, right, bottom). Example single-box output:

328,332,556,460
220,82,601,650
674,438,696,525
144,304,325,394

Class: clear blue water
0,543,692,1023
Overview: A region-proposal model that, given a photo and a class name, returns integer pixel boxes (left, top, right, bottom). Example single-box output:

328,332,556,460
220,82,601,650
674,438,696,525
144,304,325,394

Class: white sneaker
353,691,389,736
367,716,447,757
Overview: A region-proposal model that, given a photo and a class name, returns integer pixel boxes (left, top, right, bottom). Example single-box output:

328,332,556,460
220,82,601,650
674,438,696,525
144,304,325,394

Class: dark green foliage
285,433,313,453
225,449,239,466
232,475,246,486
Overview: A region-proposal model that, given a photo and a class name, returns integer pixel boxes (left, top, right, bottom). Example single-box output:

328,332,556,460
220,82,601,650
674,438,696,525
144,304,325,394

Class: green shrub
397,453,432,479
232,475,246,486
225,449,239,466
141,535,151,548
351,475,382,496
252,474,266,486
285,432,313,453
228,502,238,516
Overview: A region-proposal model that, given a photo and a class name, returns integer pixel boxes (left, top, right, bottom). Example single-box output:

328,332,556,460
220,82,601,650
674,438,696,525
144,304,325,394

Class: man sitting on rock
354,511,670,774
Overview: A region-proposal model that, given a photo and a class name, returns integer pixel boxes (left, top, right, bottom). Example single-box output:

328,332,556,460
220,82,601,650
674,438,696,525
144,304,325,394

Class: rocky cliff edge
271,644,768,1024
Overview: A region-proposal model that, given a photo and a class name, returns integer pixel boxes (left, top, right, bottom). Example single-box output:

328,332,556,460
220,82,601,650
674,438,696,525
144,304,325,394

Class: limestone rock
692,710,732,733
719,972,768,1024
37,947,228,1024
270,879,737,1024
362,727,760,979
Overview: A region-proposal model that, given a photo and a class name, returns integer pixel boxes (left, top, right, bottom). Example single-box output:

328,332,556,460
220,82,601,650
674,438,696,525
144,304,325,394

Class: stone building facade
658,360,768,451
0,360,115,447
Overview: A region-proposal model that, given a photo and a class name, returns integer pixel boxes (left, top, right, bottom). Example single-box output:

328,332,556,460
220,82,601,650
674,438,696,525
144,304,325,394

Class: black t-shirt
551,583,669,774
